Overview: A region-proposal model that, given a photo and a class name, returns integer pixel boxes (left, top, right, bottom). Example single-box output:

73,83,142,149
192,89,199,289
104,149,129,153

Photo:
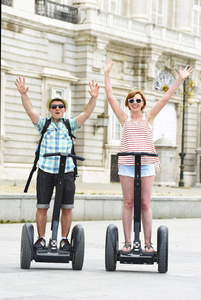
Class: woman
104,60,193,252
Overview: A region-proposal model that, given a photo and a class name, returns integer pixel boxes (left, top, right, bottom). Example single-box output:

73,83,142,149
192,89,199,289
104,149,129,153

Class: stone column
73,0,100,23
130,0,150,22
175,0,193,33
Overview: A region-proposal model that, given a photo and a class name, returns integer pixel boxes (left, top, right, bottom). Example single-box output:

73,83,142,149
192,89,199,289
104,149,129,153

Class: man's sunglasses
128,98,143,104
50,104,65,109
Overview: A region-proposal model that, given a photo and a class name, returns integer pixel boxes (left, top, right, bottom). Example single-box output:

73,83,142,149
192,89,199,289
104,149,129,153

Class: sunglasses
128,98,143,104
50,104,65,109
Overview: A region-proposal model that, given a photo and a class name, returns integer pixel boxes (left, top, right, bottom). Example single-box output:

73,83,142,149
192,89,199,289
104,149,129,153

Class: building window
152,102,177,146
155,70,177,92
108,97,124,142
151,0,165,26
193,0,201,36
100,0,119,14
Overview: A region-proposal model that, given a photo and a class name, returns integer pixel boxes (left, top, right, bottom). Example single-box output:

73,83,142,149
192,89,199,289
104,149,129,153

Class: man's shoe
34,237,46,250
60,238,71,251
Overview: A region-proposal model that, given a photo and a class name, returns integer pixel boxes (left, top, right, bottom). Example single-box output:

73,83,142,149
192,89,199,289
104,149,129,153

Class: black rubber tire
71,225,85,270
105,224,118,271
20,224,33,269
157,225,168,273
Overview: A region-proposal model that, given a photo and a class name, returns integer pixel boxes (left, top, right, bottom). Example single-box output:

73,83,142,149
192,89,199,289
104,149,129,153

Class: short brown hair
125,90,146,111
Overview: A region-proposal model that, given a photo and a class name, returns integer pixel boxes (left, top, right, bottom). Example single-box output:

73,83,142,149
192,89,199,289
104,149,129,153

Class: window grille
1,0,12,6
35,0,78,24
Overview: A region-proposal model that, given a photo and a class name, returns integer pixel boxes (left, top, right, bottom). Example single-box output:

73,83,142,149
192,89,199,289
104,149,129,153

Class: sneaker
34,237,46,250
60,238,71,251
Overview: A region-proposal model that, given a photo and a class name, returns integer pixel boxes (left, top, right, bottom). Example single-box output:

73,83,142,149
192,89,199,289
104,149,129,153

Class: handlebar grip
43,152,85,161
117,152,158,157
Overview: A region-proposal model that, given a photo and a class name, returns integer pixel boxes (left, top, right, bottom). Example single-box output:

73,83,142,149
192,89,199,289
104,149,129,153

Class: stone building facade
1,0,201,187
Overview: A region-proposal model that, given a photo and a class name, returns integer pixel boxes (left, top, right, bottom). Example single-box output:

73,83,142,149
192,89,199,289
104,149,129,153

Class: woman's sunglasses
128,98,143,104
50,104,65,109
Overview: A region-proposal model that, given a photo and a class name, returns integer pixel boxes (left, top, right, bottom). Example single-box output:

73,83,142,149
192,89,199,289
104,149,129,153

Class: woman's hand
15,77,29,94
103,59,114,74
179,65,194,81
88,80,99,98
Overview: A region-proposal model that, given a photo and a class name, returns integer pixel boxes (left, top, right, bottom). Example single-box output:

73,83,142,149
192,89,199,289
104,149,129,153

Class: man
15,77,99,250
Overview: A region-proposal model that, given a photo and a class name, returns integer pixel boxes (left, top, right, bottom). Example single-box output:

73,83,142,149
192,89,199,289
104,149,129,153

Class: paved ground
0,218,201,300
0,182,200,196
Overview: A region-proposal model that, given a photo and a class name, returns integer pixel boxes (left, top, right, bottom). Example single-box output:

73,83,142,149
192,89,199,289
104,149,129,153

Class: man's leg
35,169,54,248
61,208,72,238
59,209,72,250
60,172,75,250
36,208,48,237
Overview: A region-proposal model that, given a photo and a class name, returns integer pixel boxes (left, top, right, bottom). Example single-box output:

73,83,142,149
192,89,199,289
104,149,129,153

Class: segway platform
20,153,85,270
34,245,72,263
118,249,157,265
105,152,168,273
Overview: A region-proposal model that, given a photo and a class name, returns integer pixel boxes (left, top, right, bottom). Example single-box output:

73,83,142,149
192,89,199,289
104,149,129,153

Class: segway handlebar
43,152,85,161
117,152,158,157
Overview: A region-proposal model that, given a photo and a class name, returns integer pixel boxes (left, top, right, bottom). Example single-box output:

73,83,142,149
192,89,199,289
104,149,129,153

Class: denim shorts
36,169,75,209
118,164,155,178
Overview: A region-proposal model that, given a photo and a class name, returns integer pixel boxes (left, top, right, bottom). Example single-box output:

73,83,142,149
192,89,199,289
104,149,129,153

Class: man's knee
61,208,72,216
36,208,48,216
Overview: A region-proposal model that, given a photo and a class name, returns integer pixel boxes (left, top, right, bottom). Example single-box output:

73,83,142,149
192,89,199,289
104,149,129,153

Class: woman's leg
120,175,134,249
141,176,155,252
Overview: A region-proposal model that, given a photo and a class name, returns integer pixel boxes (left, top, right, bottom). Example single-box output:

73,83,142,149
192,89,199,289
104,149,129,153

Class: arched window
155,70,177,92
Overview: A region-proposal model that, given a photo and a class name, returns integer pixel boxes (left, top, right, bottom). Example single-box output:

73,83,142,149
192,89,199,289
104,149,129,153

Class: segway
105,152,168,273
20,152,85,270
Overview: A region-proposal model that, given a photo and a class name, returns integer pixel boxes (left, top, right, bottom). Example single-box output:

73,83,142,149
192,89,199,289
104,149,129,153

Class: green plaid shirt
34,116,79,174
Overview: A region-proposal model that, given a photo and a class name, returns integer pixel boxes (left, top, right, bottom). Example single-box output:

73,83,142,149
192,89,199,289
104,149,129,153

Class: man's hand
15,77,39,124
15,77,29,94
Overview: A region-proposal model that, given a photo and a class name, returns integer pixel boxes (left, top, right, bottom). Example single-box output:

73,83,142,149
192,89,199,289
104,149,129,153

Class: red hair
125,90,146,111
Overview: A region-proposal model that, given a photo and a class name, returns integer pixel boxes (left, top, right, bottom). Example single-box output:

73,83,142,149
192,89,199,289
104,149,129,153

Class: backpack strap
63,119,76,139
24,118,51,193
63,119,78,179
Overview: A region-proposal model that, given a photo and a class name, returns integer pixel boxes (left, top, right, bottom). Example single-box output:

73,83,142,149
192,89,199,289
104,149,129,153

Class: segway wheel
71,224,85,270
157,225,168,273
105,224,118,271
20,223,34,269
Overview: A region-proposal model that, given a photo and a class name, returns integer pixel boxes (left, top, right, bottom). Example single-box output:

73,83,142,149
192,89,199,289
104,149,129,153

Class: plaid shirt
34,116,79,174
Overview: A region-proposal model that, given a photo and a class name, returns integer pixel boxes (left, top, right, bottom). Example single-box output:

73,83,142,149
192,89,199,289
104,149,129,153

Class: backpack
24,118,77,193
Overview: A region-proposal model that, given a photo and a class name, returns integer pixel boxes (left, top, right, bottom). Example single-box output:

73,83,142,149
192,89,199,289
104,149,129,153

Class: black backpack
24,118,77,193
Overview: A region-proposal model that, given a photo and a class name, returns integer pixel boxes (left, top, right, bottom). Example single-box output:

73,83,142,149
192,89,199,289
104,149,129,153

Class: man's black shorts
36,169,75,209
